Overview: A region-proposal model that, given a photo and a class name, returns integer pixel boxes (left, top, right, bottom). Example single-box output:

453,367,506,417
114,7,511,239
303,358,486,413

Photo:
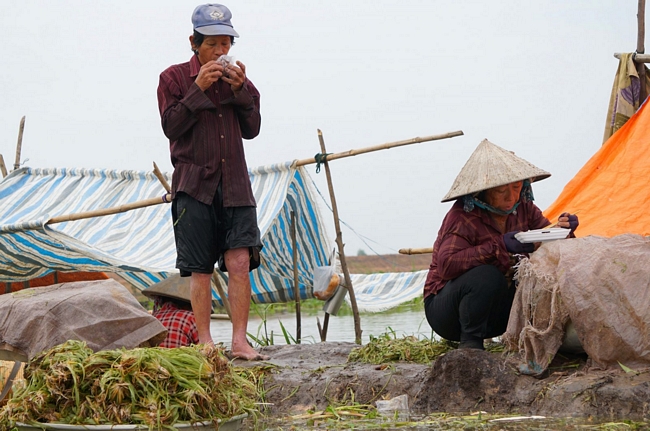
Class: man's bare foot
199,338,214,346
229,343,270,361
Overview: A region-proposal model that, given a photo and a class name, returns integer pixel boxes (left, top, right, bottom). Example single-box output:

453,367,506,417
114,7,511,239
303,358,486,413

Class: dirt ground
236,342,650,421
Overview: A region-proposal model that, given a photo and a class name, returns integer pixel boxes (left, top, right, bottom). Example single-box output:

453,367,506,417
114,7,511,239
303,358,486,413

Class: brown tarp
503,234,650,375
602,53,650,143
0,279,166,361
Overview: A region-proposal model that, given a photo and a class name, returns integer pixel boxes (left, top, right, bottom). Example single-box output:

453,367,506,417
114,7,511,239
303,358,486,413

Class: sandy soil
235,342,650,421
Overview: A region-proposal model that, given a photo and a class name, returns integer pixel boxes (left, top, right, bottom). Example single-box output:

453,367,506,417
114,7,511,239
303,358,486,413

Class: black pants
424,265,515,347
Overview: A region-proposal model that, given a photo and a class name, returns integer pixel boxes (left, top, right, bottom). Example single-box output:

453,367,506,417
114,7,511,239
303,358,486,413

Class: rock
412,348,519,413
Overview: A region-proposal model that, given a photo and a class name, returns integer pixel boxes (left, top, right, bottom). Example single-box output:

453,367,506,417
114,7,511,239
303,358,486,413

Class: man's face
193,34,232,65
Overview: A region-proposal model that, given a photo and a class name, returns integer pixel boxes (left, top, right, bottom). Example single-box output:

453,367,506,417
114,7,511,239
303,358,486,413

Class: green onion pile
0,340,257,429
348,333,506,365
347,334,455,364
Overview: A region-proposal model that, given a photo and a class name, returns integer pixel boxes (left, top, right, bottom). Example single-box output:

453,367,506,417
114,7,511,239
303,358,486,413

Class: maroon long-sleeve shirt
423,199,550,299
157,55,261,206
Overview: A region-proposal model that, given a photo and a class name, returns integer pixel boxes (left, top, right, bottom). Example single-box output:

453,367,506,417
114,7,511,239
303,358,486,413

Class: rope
308,173,400,265
314,153,331,174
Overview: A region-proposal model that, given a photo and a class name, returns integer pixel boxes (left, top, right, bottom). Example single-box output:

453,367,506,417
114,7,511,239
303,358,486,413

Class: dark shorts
172,185,262,276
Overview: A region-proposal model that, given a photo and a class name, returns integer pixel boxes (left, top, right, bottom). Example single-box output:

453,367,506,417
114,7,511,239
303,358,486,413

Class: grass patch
347,330,455,364
215,296,426,318
347,330,507,364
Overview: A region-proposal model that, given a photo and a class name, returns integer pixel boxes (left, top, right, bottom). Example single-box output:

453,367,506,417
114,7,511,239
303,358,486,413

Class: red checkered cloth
152,302,200,348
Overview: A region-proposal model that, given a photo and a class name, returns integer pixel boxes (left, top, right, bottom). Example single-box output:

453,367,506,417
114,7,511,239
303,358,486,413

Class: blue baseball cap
192,4,239,37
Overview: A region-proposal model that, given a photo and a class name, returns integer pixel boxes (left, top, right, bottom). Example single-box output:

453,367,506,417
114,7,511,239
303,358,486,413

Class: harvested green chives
0,340,258,430
347,334,455,364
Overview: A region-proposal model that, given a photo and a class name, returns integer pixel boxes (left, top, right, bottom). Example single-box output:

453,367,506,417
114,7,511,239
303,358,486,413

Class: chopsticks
543,210,581,229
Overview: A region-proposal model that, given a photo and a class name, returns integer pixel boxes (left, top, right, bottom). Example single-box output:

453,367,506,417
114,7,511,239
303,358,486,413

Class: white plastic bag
376,394,409,419
313,265,335,299
313,249,339,300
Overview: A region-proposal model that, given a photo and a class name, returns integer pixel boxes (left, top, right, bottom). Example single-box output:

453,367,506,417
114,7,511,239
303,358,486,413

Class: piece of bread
314,273,340,300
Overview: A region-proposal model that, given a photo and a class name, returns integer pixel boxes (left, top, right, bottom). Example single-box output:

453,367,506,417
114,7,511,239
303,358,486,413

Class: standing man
157,3,267,360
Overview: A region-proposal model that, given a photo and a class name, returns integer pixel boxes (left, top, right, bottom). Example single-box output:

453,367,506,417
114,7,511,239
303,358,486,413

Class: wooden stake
0,154,7,178
13,116,25,171
637,0,647,102
317,314,329,342
291,211,302,343
293,130,463,167
153,162,171,193
317,129,363,344
211,269,232,320
317,317,323,341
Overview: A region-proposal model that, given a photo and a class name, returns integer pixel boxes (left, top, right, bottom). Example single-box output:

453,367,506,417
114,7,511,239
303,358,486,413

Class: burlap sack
503,234,650,375
0,279,167,361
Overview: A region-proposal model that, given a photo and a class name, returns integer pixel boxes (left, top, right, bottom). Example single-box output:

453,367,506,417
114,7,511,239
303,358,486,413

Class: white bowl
515,228,570,243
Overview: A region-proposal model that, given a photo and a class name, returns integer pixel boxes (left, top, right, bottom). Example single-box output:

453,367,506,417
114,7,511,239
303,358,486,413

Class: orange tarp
1,272,109,295
544,99,650,238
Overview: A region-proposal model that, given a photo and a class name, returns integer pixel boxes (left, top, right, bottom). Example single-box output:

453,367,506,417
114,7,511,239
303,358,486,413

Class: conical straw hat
441,139,551,202
142,273,191,303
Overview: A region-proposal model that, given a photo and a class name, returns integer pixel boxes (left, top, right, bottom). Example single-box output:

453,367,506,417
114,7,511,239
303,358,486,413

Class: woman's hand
503,231,535,254
558,212,579,234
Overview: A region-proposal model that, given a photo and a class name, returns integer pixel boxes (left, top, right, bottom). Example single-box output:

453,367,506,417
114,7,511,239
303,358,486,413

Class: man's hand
221,60,247,93
195,60,225,91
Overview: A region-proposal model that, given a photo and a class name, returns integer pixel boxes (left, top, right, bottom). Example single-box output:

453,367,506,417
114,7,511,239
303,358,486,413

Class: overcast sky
0,1,639,256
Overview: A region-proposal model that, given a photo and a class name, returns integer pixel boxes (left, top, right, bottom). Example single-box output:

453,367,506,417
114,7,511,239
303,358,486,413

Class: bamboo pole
211,269,232,320
398,247,433,255
153,162,171,193
317,129,363,344
13,116,25,171
638,0,647,102
614,52,650,62
639,0,646,54
41,131,463,227
0,154,7,178
46,194,171,225
291,211,302,343
293,130,463,167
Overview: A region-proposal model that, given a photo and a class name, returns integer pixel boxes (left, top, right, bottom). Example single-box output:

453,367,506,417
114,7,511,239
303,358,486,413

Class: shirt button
219,114,222,118
220,135,224,139
215,89,219,93
222,159,225,163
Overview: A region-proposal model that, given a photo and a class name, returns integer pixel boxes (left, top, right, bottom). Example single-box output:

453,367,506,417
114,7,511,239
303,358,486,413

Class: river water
210,309,433,346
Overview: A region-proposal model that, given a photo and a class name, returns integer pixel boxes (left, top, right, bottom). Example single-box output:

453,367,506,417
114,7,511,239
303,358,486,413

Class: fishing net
503,234,650,375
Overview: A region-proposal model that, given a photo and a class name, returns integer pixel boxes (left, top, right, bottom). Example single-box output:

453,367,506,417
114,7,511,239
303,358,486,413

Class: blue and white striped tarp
351,270,428,313
0,163,427,311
